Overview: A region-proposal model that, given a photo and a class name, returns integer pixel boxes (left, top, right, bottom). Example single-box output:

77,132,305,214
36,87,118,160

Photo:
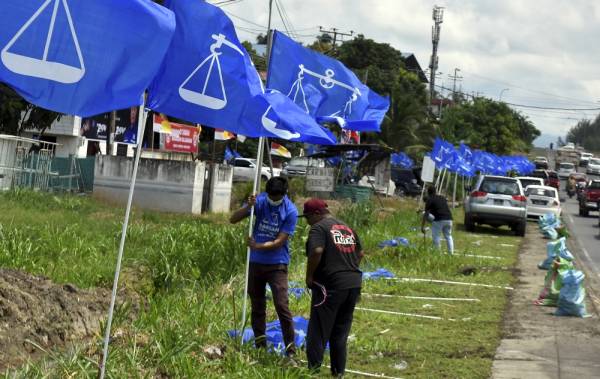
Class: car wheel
394,186,406,197
261,175,268,182
464,214,475,232
515,220,526,237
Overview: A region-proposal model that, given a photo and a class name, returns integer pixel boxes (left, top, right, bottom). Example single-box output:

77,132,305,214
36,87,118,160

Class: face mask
267,197,283,206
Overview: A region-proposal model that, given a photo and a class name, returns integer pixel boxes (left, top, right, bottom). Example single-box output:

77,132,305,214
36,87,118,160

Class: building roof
401,53,428,83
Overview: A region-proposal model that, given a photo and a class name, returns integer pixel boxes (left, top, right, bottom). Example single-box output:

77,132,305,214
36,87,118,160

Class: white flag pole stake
239,1,274,346
239,135,264,346
99,103,148,379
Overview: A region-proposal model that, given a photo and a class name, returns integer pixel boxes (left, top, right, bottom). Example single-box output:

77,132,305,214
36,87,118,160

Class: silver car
557,162,576,179
464,175,527,236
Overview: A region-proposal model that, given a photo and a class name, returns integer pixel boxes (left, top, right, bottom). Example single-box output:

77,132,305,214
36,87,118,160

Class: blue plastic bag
228,316,310,354
378,237,410,248
555,270,587,317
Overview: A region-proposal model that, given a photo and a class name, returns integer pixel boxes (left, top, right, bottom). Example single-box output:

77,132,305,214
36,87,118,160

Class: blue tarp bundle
555,270,588,317
266,282,306,299
362,268,395,280
228,316,310,353
378,237,410,248
541,225,559,240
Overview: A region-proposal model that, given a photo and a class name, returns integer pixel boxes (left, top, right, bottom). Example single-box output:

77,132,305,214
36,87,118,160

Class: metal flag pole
239,0,274,346
99,102,148,379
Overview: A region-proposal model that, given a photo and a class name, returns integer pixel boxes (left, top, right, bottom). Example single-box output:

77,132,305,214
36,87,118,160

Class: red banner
164,122,200,153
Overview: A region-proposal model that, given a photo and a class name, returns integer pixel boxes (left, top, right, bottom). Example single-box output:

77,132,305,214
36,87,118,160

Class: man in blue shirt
230,177,298,355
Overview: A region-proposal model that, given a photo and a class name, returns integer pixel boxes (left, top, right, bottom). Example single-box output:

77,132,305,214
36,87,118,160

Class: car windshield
531,171,548,178
526,187,556,198
560,163,574,169
548,172,559,179
589,159,600,165
288,158,308,166
588,181,600,189
535,157,546,161
480,178,520,195
519,179,542,188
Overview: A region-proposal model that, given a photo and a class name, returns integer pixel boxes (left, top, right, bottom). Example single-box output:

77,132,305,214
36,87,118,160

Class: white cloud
221,0,600,138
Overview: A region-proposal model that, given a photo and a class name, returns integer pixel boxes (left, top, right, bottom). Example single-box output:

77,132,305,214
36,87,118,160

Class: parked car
586,158,600,176
557,162,576,179
464,175,527,236
281,156,325,177
579,179,600,217
579,152,593,167
525,185,561,219
515,176,544,191
232,158,281,182
533,156,549,169
546,170,560,190
391,168,422,196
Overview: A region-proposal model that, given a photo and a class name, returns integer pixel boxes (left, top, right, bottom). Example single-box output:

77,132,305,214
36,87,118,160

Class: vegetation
0,190,521,378
440,97,540,154
566,114,600,151
0,83,62,136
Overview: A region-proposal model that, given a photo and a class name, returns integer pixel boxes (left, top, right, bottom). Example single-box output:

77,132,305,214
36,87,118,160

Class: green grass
0,190,521,378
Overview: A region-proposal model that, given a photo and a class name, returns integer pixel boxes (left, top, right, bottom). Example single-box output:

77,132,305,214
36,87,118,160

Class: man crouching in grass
302,198,364,377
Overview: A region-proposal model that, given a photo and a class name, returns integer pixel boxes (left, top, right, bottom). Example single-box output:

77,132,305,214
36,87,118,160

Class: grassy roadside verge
0,190,521,378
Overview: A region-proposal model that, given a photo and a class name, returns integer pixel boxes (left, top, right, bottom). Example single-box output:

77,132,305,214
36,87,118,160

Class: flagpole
265,138,275,177
99,102,148,379
239,0,274,346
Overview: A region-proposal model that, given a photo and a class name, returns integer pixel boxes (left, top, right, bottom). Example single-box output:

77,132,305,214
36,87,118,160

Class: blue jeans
431,220,454,254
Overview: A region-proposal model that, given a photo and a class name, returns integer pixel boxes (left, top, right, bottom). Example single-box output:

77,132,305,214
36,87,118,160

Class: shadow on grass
455,222,517,237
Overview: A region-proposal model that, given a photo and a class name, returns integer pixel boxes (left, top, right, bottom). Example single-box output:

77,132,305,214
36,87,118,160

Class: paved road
560,177,600,281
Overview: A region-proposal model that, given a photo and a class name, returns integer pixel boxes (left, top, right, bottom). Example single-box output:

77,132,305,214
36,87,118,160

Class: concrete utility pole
448,68,462,101
318,26,354,51
429,6,444,101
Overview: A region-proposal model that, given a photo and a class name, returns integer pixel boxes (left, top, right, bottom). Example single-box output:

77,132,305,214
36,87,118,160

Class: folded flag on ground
535,257,574,306
228,316,310,354
378,237,410,248
362,268,395,280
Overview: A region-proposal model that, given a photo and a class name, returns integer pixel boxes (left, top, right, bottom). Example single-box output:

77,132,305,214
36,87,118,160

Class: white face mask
267,196,284,206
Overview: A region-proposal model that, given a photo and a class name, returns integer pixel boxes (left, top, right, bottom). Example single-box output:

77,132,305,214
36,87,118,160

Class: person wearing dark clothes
230,177,298,356
421,185,454,254
302,198,364,377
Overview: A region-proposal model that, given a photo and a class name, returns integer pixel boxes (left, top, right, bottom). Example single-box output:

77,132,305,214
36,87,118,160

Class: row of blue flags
0,0,389,146
429,138,535,177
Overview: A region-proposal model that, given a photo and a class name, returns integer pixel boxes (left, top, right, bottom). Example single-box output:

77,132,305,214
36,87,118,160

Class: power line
460,70,600,106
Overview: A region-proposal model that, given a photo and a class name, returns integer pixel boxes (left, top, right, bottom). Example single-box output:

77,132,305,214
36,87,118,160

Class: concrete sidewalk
491,225,600,379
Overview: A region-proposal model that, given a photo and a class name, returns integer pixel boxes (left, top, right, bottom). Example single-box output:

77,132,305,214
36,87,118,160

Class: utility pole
318,26,354,51
428,6,444,101
448,68,462,102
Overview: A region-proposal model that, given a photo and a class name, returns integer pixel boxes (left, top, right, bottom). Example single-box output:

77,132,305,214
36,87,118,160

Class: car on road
525,185,561,219
516,176,544,192
533,156,549,169
281,156,325,177
545,170,560,190
586,158,600,176
391,167,422,196
557,162,577,179
464,175,527,236
579,179,600,217
232,158,281,182
579,152,594,167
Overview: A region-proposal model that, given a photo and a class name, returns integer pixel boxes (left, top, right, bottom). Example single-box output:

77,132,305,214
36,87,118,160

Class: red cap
301,198,328,216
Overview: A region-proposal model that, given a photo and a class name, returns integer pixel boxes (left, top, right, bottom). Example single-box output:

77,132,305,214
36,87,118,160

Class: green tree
440,97,539,154
241,41,267,72
567,116,600,151
0,84,62,136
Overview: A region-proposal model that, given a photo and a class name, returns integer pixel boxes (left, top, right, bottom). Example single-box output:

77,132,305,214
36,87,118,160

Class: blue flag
237,90,337,145
267,31,389,131
148,0,263,133
0,0,175,116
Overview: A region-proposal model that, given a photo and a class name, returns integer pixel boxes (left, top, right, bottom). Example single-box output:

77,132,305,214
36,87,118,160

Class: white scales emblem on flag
1,0,85,84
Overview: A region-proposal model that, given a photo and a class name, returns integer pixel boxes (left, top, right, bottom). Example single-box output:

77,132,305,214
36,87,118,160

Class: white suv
232,158,281,182
586,158,600,176
464,175,527,236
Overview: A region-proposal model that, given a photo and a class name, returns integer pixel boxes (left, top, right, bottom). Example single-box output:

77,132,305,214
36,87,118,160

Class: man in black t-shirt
302,198,364,376
421,185,454,254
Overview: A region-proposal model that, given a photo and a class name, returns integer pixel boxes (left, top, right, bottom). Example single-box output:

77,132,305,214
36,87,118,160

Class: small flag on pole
153,114,172,134
270,142,291,158
215,129,235,141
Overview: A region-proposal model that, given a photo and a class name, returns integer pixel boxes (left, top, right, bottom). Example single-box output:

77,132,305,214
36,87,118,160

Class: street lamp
499,88,509,101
